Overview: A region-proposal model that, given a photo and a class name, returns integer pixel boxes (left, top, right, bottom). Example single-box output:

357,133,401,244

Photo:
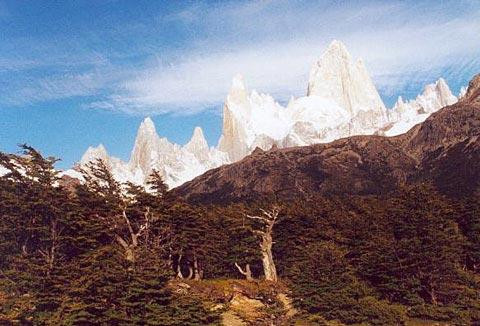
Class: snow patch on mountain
385,78,458,136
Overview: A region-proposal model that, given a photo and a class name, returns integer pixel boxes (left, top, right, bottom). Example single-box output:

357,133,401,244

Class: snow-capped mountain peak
74,40,462,190
386,78,458,136
227,74,249,109
137,117,157,136
80,144,109,166
184,127,209,160
307,40,386,121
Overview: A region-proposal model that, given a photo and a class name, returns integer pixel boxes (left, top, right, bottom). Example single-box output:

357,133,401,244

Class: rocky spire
307,40,387,121
225,74,250,116
137,117,157,137
80,144,110,166
186,127,208,149
184,126,210,162
218,75,251,161
386,78,459,136
129,117,162,173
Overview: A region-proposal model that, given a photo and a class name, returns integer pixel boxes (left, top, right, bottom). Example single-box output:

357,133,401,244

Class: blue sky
0,0,479,169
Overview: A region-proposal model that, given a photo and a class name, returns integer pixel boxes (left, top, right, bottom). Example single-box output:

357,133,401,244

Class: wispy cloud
1,0,479,113
94,0,480,114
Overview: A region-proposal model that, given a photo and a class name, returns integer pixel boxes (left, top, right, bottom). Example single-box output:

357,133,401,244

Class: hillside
173,74,480,204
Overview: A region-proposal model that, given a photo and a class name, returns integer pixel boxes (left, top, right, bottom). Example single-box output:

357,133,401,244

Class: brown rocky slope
172,74,480,204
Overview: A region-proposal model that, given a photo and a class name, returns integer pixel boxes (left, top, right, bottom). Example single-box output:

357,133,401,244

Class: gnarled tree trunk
260,232,277,282
114,207,150,266
247,207,280,282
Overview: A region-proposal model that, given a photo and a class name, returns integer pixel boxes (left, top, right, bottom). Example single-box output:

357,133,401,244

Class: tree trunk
176,254,184,279
247,207,280,282
187,266,194,279
115,235,136,264
260,233,277,282
193,255,202,280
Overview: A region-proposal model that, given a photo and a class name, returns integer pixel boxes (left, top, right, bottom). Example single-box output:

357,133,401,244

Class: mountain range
173,73,480,203
68,40,463,189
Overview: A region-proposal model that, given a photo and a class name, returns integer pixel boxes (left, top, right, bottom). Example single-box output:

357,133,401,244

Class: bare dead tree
234,262,253,281
247,206,280,282
38,219,63,277
175,253,202,280
114,207,150,264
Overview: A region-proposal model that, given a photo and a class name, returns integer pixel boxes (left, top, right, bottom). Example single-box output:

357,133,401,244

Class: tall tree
247,206,280,282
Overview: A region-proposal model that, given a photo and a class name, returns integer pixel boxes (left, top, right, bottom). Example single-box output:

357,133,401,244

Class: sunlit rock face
307,40,388,130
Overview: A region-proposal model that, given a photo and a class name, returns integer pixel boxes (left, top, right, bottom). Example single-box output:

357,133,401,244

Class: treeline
0,146,479,325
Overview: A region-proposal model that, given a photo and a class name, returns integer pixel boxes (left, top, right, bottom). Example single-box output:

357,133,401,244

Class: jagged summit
227,74,249,108
80,144,109,165
191,126,206,141
185,127,208,153
307,40,387,124
386,78,457,136
137,117,157,137
230,74,246,92
423,78,457,108
322,40,350,60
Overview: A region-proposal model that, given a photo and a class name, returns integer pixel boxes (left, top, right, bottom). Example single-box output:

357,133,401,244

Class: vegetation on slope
0,145,479,325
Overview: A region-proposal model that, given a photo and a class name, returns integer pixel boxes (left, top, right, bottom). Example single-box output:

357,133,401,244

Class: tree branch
235,262,247,275
246,214,269,222
115,234,129,250
122,209,135,239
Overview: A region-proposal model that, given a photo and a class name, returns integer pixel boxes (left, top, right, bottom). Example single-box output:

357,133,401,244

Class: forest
1,145,479,325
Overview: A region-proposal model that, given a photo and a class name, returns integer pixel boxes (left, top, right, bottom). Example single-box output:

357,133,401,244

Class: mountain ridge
71,40,461,189
172,73,480,203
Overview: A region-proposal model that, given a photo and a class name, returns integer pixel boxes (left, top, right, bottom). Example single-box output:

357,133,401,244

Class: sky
0,0,479,169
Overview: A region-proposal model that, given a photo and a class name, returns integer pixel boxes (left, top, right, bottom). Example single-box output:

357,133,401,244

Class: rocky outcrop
168,279,296,326
217,75,253,162
463,73,480,103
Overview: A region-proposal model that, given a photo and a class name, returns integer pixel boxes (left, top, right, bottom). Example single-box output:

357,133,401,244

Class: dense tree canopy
0,146,479,325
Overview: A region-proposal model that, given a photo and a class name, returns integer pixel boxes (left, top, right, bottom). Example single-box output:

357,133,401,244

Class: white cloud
99,1,480,114
2,0,480,112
